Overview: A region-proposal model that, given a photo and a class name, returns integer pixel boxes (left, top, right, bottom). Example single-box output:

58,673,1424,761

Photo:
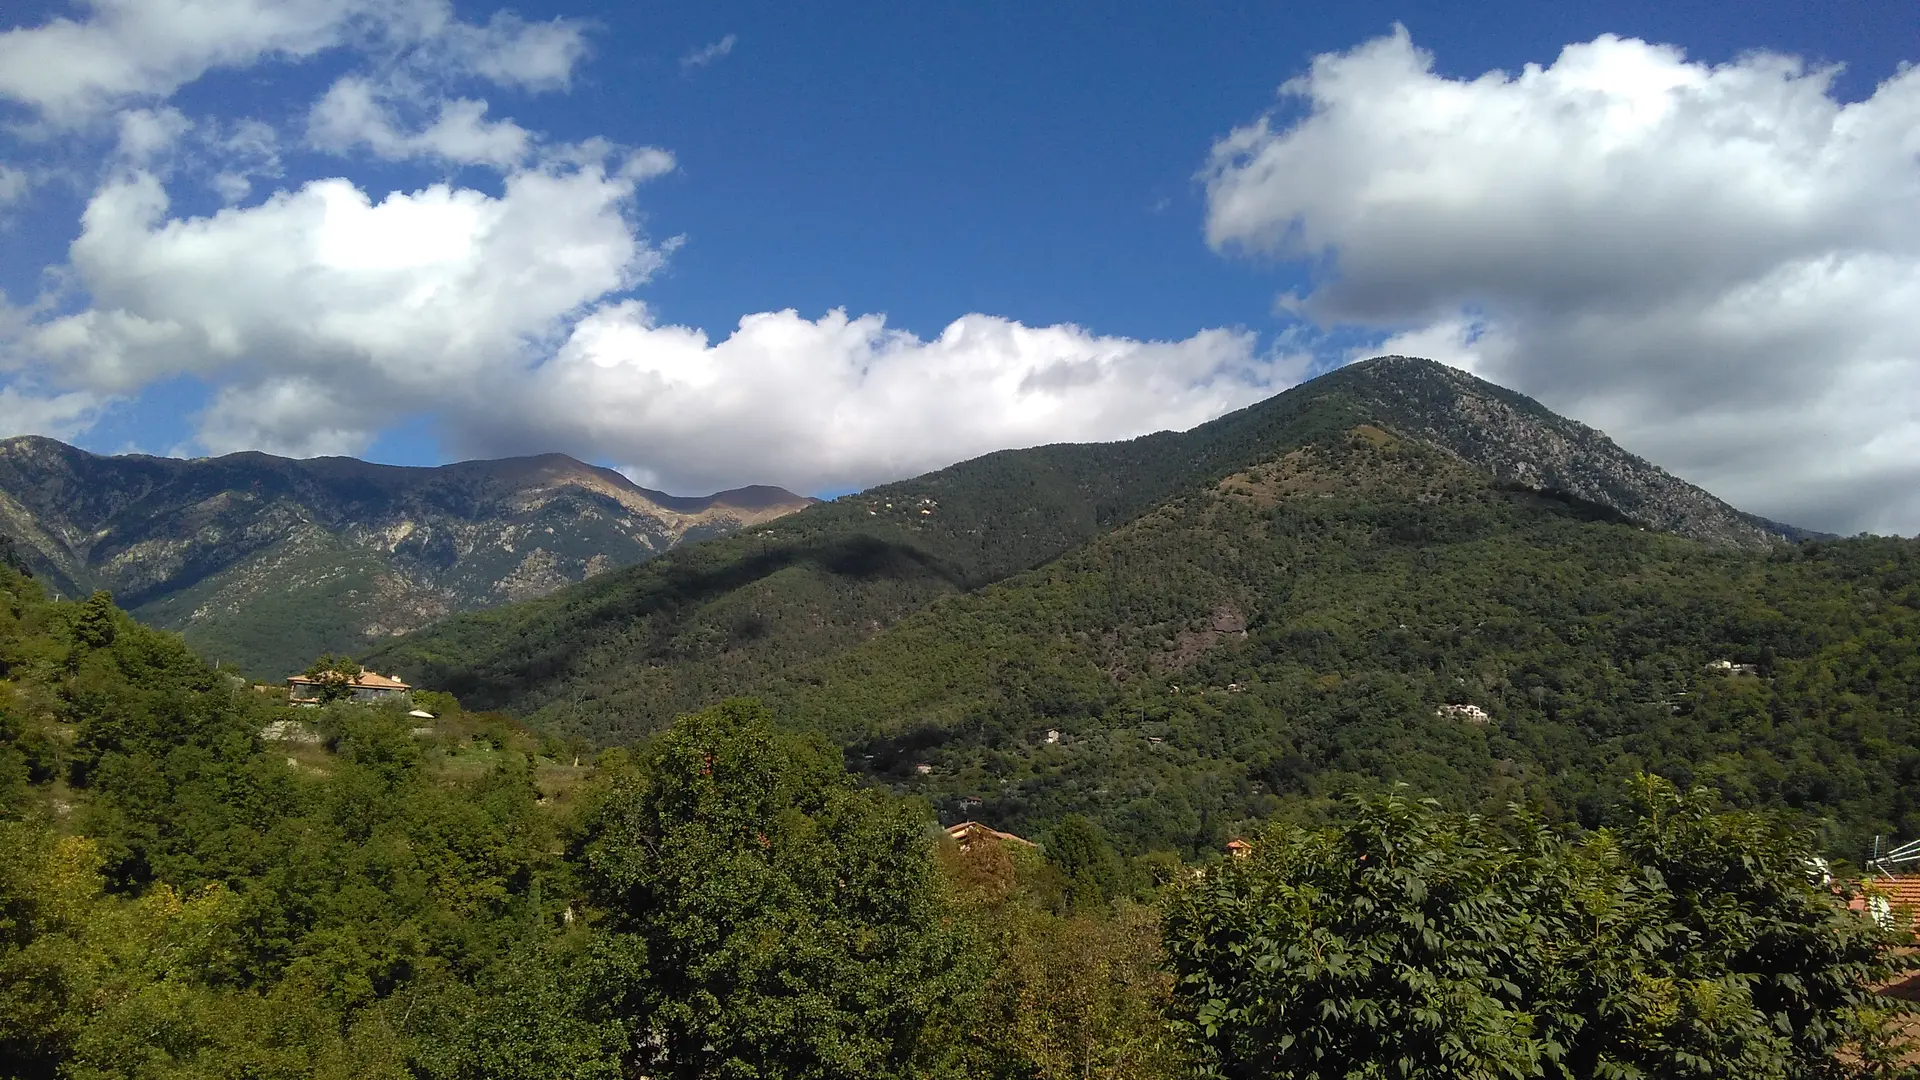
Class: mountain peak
1257,356,1800,546
368,355,1812,735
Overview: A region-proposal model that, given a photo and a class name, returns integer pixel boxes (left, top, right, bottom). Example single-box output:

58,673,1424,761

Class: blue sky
1,0,1917,532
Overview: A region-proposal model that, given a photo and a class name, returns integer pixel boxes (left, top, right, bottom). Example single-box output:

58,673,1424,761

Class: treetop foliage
3,561,1915,1078
1163,779,1917,1079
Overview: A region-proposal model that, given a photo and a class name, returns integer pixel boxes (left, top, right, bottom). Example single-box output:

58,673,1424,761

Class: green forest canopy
6,561,1920,1078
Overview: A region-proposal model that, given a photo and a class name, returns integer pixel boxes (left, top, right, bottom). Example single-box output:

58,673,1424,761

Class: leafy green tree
0,562,570,1077
0,705,59,814
409,939,627,1080
939,837,1189,1080
409,689,461,719
1542,777,1916,1079
1,823,101,1077
579,699,973,1079
1162,779,1915,1079
1049,814,1124,913
1164,789,1545,1078
73,590,118,651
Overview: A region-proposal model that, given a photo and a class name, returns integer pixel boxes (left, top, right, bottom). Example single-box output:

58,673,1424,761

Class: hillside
6,537,1895,1080
772,428,1918,857
369,356,1803,735
0,438,813,678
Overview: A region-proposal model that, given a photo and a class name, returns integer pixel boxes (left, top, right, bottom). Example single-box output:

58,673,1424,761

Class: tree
1161,779,1916,1080
579,699,973,1079
1048,814,1123,913
409,940,627,1080
73,590,118,651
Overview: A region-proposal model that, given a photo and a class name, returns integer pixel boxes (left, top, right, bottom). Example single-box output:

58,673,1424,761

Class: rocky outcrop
1312,357,1808,547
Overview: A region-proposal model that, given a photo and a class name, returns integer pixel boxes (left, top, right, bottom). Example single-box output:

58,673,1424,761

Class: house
1852,875,1920,930
1704,659,1762,676
286,669,412,705
1849,876,1920,1064
945,821,1038,852
1437,703,1492,724
1226,838,1253,858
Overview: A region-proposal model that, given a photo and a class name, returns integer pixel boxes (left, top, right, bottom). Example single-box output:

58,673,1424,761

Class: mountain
367,356,1809,738
776,427,1915,857
0,437,814,678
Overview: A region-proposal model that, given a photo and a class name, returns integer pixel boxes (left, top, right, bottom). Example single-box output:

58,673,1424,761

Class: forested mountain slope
8,559,1900,1079
370,356,1798,733
0,437,812,678
771,429,1917,857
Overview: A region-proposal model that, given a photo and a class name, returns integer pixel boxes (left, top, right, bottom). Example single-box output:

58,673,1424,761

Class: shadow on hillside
623,532,968,620
1495,483,1640,527
415,532,967,706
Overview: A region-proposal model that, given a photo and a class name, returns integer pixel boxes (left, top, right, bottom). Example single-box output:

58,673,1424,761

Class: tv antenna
1867,834,1920,879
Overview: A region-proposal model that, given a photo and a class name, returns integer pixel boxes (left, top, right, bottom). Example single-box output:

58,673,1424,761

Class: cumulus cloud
0,0,365,122
114,106,191,164
0,165,35,205
431,11,590,92
18,154,1281,488
0,384,103,440
195,376,375,458
205,117,282,202
482,305,1272,494
0,0,587,123
30,156,657,408
3,0,1293,492
1205,28,1920,534
681,34,736,71
308,76,533,168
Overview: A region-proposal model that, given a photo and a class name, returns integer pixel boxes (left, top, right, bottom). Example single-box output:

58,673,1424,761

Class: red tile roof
1849,875,1920,929
287,670,411,691
945,821,1037,848
1881,876,1920,912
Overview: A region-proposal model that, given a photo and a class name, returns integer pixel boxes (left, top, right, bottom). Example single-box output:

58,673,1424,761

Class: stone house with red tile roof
287,669,411,705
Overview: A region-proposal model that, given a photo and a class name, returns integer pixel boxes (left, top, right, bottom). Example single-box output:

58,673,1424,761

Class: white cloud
0,164,35,205
0,0,588,124
681,34,736,71
308,76,533,168
205,117,281,202
31,159,658,404
433,11,590,92
620,147,677,182
484,305,1273,494
18,156,1285,491
195,376,375,456
6,1,1288,496
115,106,191,164
0,0,369,122
1206,28,1920,534
106,108,281,200
0,384,102,439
